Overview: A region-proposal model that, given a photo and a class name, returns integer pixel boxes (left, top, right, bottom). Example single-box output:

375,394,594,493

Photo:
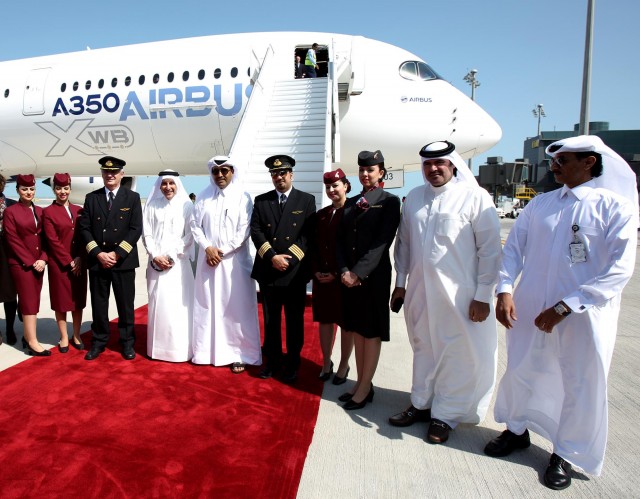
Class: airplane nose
477,113,502,153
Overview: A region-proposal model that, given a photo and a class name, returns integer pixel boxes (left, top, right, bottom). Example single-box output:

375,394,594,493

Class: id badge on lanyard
569,224,586,263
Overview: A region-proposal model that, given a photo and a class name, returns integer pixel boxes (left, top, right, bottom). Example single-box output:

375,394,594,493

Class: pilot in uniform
250,155,316,382
78,156,142,360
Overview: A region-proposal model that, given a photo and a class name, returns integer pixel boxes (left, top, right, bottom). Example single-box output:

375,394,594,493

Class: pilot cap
53,173,71,187
419,141,456,159
16,174,36,187
265,155,295,171
357,150,384,167
99,156,126,171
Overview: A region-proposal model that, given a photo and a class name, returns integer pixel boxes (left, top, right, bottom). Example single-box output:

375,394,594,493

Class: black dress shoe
544,453,572,490
70,336,85,350
58,343,69,353
282,369,298,383
332,367,350,385
26,345,52,357
342,386,374,410
122,346,136,360
6,330,17,346
484,429,531,457
338,391,354,402
84,348,104,361
318,361,334,381
389,405,431,427
259,366,275,379
427,418,451,444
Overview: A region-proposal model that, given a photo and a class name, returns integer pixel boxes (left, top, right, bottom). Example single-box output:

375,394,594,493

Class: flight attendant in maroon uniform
42,173,87,353
3,174,50,356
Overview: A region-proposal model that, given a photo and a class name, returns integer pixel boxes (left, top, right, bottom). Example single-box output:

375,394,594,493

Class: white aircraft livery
0,32,501,201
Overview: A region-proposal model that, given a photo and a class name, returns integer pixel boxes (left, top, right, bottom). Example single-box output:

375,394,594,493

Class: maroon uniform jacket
3,202,47,313
42,202,87,312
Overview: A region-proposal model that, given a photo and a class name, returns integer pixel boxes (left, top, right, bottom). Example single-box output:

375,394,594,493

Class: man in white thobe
190,156,261,371
389,141,501,445
143,170,194,362
484,135,638,491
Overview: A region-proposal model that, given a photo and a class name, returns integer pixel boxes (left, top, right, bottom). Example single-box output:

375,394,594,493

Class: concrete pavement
1,219,639,498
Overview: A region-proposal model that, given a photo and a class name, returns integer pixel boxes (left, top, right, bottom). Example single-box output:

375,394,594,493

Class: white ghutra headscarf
545,135,639,210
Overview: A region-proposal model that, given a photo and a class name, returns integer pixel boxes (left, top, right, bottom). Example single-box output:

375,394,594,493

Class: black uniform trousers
89,268,136,350
260,281,306,371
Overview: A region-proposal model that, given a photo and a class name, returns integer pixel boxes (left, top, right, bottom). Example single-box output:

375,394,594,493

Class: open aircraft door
23,68,51,116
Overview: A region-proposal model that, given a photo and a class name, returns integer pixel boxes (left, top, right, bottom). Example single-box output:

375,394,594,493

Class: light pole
464,69,480,170
532,104,546,136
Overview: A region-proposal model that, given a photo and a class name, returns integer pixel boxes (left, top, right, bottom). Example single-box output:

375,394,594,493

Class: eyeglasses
270,169,290,178
212,167,232,176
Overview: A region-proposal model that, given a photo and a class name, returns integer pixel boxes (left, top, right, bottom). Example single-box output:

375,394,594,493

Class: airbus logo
401,96,433,103
35,119,135,157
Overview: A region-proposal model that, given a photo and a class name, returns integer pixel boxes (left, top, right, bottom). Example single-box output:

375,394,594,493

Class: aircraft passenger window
198,69,205,80
214,68,221,79
139,75,145,85
4,89,8,98
247,67,250,77
85,80,91,90
153,73,160,84
125,76,132,86
98,79,105,89
182,71,189,81
73,82,79,91
167,72,175,83
111,78,118,88
60,83,67,92
230,67,238,78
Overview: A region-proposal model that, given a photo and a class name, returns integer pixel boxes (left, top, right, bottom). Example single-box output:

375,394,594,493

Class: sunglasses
270,169,291,178
212,167,232,176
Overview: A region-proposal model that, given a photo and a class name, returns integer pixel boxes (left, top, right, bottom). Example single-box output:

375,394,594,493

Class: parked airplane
0,32,501,201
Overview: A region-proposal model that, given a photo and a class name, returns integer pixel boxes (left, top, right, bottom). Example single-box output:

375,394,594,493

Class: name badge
569,224,586,263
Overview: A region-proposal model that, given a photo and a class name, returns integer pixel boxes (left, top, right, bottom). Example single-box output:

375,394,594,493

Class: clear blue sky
2,0,637,198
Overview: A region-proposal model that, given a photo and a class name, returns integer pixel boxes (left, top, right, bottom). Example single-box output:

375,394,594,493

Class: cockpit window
399,61,441,81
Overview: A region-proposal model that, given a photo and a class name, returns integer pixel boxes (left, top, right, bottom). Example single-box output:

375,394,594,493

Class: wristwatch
553,301,571,317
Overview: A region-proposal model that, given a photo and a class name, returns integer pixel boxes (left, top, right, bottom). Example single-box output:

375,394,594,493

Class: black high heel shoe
338,391,354,402
70,336,85,350
58,342,69,354
343,385,375,410
26,345,52,357
319,361,334,381
332,367,350,385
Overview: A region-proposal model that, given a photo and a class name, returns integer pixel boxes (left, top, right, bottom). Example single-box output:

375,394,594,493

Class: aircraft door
23,68,51,116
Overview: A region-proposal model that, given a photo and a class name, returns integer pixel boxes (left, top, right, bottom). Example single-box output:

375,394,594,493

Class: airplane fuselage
0,32,501,179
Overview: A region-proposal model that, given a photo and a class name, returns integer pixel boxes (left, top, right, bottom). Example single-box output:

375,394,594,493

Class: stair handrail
228,44,276,170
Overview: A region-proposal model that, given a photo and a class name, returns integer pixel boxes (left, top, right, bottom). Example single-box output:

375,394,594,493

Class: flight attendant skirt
10,264,43,314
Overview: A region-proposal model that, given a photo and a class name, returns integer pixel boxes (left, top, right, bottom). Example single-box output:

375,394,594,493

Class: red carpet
0,305,324,498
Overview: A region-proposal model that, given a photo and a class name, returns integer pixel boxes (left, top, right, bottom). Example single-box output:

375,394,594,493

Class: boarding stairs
229,44,341,210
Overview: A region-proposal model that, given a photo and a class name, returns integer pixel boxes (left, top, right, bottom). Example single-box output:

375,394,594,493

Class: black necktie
108,191,114,211
280,194,287,212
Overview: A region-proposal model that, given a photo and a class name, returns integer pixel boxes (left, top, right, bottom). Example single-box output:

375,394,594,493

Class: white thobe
395,181,501,427
143,197,195,362
494,180,637,475
190,187,261,366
